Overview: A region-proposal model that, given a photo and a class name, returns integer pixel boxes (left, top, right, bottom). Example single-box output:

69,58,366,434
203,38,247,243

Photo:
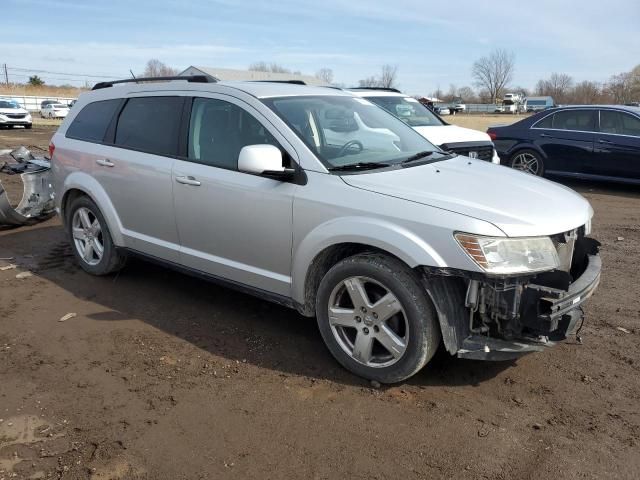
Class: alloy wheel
327,276,409,368
511,152,541,175
71,207,104,266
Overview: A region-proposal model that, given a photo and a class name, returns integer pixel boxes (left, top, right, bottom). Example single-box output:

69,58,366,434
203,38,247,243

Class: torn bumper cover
0,148,54,226
427,234,602,361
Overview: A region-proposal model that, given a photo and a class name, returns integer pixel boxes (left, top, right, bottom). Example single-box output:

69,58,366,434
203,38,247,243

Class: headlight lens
455,233,559,274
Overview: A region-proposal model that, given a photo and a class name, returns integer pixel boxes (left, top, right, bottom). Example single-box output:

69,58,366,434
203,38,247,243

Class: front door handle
539,133,551,138
598,138,612,144
96,158,114,167
175,175,201,186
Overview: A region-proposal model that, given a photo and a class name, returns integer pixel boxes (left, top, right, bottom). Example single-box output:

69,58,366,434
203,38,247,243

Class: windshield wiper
328,162,391,172
401,151,435,164
401,151,456,165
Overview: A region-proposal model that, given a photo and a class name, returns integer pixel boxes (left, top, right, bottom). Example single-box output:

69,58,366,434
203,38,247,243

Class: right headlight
455,233,559,275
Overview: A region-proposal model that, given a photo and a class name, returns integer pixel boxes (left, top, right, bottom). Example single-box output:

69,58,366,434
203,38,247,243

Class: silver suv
51,77,601,383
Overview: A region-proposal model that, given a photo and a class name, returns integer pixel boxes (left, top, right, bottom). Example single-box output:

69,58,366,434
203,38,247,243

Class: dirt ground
1,125,639,480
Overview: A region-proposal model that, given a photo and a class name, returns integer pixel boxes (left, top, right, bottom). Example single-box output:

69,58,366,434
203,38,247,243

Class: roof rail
91,75,216,91
251,80,307,85
348,87,402,93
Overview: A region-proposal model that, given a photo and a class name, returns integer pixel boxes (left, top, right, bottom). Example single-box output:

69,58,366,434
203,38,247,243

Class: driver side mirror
238,144,295,180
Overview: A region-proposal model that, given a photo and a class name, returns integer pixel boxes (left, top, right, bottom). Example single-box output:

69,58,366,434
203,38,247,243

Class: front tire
510,149,544,176
316,253,441,383
67,196,125,275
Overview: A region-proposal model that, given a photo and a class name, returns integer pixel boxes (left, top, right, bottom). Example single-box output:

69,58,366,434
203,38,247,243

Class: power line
8,66,123,79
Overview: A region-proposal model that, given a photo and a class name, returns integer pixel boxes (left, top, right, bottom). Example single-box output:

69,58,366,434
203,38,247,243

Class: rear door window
114,96,183,156
534,113,554,128
599,110,640,137
66,99,121,143
551,110,596,132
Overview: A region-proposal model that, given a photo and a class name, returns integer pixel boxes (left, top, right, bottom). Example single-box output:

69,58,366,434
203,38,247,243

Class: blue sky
3,0,639,95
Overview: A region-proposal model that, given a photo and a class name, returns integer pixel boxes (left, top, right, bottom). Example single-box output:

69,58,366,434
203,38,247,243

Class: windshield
365,96,445,127
0,101,20,109
262,95,443,169
52,104,67,108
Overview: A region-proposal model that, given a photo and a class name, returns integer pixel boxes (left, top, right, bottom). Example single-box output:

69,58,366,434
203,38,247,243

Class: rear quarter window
66,99,121,143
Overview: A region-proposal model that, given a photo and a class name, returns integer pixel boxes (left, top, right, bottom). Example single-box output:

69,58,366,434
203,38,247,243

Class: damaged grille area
440,142,494,161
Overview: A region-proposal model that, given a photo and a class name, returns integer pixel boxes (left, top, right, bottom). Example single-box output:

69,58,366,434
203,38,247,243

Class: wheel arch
59,173,125,246
292,217,447,316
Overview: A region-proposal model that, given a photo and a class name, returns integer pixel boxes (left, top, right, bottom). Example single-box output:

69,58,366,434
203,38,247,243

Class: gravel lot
1,125,639,479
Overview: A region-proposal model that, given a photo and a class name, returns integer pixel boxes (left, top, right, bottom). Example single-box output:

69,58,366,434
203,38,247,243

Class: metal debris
0,147,54,226
59,313,77,322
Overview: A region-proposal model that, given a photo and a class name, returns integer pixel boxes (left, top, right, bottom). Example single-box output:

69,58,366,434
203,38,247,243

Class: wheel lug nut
361,307,367,313
373,312,378,319
363,327,369,335
355,316,361,323
373,326,379,333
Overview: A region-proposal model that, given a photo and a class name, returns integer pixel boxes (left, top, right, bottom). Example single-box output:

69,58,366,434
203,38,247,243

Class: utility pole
2,64,8,85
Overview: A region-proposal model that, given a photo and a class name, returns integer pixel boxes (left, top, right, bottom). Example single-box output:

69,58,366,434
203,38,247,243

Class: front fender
291,216,446,305
60,172,125,246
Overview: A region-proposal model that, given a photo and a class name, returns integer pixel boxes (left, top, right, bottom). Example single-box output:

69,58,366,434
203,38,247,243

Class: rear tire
509,149,544,176
66,196,125,276
316,253,441,383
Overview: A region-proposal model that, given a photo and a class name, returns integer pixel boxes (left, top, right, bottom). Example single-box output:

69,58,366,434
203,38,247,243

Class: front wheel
510,149,544,176
67,196,125,275
316,253,441,383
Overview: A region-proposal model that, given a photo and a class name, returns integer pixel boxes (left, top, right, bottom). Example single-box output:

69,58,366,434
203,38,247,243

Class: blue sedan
487,105,640,184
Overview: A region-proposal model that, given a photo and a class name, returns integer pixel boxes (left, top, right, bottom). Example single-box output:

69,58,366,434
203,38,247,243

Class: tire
25,124,32,130
66,196,125,276
509,149,544,176
316,253,441,383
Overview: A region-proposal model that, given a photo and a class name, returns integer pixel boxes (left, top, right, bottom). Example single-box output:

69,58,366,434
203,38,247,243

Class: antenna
129,69,138,83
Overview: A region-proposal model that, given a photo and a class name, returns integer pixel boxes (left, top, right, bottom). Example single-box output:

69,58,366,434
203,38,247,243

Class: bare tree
471,49,515,104
248,62,292,74
457,86,476,103
570,81,602,104
315,68,334,84
143,59,178,77
379,64,398,88
444,84,458,102
607,65,640,103
358,76,379,88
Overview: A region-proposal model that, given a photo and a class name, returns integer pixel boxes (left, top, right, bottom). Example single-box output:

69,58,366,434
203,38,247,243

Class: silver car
50,77,601,383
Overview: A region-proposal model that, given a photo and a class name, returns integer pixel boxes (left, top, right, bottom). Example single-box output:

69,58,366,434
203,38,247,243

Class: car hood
413,125,491,146
0,108,28,115
341,156,593,237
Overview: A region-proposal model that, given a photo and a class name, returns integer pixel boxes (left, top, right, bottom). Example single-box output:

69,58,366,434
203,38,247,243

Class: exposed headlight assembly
455,233,559,275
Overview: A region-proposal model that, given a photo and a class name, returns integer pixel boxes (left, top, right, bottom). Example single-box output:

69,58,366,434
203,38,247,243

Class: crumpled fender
0,161,55,226
291,216,447,305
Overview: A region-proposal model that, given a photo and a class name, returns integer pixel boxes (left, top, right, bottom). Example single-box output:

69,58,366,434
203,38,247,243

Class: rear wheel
67,196,125,275
510,149,544,176
316,253,441,383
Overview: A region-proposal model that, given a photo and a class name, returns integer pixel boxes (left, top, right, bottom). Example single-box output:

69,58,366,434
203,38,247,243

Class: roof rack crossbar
348,87,402,93
251,80,307,85
92,75,216,90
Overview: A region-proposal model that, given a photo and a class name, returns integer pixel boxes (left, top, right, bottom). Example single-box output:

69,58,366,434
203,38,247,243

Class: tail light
48,142,55,159
487,131,497,141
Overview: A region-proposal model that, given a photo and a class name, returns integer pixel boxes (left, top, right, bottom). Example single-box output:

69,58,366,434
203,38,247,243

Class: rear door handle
96,158,114,167
175,175,201,186
539,133,551,138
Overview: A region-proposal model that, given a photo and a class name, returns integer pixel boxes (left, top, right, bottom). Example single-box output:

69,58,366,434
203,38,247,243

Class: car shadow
550,176,640,200
5,224,515,388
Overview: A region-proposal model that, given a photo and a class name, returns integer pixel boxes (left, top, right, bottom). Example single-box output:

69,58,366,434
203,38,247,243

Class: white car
41,103,69,119
0,100,32,129
349,89,500,163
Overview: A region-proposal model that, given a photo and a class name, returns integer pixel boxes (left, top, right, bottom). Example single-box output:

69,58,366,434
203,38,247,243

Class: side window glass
534,114,553,129
114,97,183,156
620,113,640,136
552,110,595,131
66,99,120,143
188,98,280,170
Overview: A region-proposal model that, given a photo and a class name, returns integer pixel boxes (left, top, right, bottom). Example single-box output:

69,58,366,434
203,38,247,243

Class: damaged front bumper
425,233,602,361
0,148,54,226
